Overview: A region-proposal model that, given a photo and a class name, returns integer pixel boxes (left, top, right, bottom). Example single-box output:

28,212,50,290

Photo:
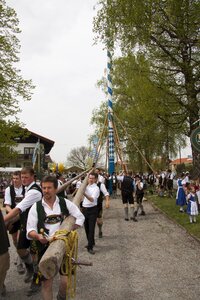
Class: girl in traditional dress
186,185,198,223
176,173,186,212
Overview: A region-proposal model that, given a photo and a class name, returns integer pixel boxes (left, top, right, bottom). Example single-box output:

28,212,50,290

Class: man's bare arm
4,207,21,223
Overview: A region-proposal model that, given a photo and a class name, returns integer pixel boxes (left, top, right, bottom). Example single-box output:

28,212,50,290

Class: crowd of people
0,166,199,299
0,167,85,300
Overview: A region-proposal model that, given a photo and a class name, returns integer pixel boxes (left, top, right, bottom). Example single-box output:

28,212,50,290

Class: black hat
56,172,62,179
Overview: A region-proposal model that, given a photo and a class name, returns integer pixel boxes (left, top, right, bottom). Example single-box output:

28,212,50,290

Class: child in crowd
186,185,198,223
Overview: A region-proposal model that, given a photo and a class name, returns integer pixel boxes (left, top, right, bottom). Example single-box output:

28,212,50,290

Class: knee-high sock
21,253,33,271
130,207,135,218
124,207,128,219
98,223,102,233
21,252,32,264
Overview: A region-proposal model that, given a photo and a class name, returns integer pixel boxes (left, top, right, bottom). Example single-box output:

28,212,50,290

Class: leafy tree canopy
0,0,34,165
93,0,200,168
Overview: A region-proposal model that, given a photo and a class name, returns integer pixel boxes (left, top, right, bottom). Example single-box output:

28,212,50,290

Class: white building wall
14,143,36,154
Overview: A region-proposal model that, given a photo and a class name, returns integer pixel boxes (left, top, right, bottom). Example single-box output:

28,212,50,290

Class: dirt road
2,197,200,300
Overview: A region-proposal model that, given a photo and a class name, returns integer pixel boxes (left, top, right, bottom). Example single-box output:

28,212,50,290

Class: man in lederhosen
4,170,26,274
117,171,137,222
4,166,42,294
26,175,84,300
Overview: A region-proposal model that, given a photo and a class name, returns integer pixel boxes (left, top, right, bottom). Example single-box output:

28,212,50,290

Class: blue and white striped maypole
107,49,115,179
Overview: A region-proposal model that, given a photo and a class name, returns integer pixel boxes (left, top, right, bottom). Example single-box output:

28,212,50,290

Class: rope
113,120,128,173
50,229,78,299
114,112,156,173
92,112,108,167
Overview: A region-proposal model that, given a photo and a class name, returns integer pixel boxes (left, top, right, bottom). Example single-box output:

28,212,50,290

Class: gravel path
2,197,200,300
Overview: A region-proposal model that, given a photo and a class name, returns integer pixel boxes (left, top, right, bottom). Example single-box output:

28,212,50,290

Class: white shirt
98,174,105,184
117,175,124,182
98,183,109,197
117,175,135,189
16,182,42,213
4,185,24,206
82,183,100,208
182,176,190,185
161,172,166,179
136,181,144,189
26,196,85,239
109,175,117,184
168,173,174,180
75,180,82,189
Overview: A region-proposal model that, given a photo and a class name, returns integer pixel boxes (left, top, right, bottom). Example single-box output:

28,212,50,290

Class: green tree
0,0,34,165
92,54,186,172
94,0,200,168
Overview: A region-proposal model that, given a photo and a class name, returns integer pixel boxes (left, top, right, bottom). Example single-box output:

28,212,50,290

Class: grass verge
148,193,200,240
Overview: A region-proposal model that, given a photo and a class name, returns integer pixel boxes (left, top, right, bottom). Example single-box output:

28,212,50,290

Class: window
24,147,34,155
24,162,32,167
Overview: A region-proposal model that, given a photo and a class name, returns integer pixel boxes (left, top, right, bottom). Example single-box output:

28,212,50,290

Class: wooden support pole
39,173,90,279
113,120,128,173
56,167,92,194
93,113,108,167
114,113,155,174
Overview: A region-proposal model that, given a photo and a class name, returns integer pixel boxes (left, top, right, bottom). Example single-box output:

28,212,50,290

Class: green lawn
148,193,200,240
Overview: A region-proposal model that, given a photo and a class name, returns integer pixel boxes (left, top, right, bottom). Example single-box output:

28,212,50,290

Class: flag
92,136,99,163
32,140,40,167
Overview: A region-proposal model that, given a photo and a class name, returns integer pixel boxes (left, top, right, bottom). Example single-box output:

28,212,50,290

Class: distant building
7,129,54,170
65,166,84,175
170,156,193,171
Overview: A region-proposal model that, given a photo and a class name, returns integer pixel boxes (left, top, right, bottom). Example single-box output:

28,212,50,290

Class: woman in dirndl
176,173,186,212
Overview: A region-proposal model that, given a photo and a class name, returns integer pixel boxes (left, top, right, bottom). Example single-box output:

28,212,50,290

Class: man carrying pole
26,175,85,300
82,172,100,254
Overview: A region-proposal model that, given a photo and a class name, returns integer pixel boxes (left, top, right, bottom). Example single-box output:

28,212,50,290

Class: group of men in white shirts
1,166,111,299
2,167,85,300
1,166,147,299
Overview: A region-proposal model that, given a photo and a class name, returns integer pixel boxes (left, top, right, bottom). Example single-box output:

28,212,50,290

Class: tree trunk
190,146,200,179
39,174,89,279
188,106,200,179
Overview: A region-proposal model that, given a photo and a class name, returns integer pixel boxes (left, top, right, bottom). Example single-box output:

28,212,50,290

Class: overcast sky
7,0,106,163
6,0,192,163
